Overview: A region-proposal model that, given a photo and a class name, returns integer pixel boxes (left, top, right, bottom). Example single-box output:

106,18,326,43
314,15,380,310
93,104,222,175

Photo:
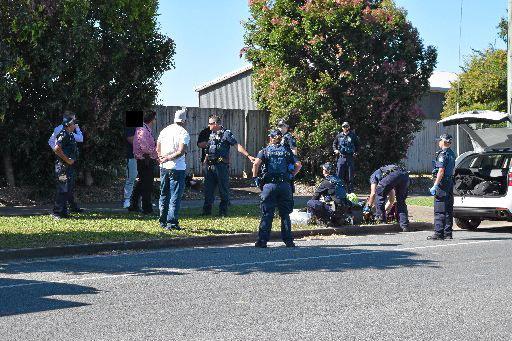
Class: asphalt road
1,226,512,341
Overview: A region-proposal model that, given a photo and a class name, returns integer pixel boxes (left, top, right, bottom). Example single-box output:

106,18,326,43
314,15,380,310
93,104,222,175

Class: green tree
441,48,506,118
243,0,437,180
0,0,175,187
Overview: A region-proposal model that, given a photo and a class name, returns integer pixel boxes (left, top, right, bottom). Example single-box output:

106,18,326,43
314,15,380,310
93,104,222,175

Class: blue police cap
268,129,282,138
277,119,288,128
321,162,335,174
62,116,76,127
437,133,453,142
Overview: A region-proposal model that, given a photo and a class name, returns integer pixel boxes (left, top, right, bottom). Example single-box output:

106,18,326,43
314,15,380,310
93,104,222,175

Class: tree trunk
2,151,15,187
85,169,94,187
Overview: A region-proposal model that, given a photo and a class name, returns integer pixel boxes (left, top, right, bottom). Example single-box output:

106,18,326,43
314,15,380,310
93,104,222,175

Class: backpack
471,181,501,196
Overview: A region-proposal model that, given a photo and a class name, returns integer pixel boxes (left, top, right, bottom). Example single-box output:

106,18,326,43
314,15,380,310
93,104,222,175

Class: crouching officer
365,164,410,231
428,134,456,240
252,129,302,248
202,114,255,216
307,162,349,226
51,115,79,219
333,121,359,192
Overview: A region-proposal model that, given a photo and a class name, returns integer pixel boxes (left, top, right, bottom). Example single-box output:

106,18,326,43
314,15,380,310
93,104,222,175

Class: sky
156,0,508,107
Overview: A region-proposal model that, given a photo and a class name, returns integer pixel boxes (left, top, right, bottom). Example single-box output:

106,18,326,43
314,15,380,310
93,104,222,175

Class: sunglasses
208,122,216,126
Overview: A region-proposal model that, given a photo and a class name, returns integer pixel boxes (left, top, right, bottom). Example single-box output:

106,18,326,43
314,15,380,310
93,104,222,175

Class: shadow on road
0,242,439,315
0,278,99,317
0,243,438,277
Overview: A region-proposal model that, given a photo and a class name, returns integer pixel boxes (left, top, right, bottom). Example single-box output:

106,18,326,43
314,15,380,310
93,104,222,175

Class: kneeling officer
252,129,302,248
365,164,410,231
307,162,349,226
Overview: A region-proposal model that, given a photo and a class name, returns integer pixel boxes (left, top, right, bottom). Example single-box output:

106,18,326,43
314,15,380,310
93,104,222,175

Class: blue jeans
159,168,186,227
123,158,138,201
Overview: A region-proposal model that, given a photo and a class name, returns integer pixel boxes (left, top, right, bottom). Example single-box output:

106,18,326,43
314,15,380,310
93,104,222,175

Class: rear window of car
458,153,511,170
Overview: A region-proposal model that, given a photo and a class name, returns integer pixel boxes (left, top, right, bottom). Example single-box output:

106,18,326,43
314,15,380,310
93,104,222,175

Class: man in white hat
156,107,190,230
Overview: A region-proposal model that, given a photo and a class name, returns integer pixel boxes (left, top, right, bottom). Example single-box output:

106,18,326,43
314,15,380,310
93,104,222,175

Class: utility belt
339,151,354,157
206,156,228,166
262,173,289,184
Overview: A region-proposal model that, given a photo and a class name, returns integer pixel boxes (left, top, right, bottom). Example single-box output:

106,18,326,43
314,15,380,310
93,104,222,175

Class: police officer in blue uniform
365,164,410,231
252,129,302,248
202,115,255,216
51,115,79,219
428,133,456,240
333,121,359,192
307,162,349,226
277,119,298,155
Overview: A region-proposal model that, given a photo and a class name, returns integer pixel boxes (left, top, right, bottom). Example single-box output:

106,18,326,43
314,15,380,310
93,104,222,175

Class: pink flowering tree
243,0,437,181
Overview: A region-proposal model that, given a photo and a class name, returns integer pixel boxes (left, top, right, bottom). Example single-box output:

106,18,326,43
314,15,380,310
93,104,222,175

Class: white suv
439,110,512,230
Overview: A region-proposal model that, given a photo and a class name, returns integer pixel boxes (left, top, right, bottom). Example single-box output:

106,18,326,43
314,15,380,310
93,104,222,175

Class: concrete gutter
0,222,433,261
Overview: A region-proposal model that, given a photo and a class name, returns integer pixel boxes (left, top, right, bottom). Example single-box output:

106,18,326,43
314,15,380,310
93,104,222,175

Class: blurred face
322,168,329,177
208,119,221,132
342,125,350,133
278,125,288,134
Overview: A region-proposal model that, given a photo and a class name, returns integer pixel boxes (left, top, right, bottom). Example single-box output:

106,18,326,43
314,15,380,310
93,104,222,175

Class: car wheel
455,218,481,230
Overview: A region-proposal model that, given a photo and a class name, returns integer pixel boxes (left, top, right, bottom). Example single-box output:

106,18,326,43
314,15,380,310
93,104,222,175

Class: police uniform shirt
333,130,359,155
435,148,456,183
48,124,83,150
370,164,400,185
56,129,78,161
281,132,297,150
312,177,340,203
207,129,237,159
257,144,297,175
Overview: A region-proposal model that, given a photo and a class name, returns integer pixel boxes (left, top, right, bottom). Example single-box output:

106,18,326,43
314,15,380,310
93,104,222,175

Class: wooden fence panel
153,106,269,176
403,119,473,173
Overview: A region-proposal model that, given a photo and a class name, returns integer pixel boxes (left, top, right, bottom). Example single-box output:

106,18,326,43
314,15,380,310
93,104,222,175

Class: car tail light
509,172,512,186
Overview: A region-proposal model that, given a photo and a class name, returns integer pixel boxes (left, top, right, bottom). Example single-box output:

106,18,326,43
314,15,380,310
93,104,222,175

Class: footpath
0,198,435,260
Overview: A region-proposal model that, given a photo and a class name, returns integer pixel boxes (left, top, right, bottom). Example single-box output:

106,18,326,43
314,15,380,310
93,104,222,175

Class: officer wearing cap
51,114,80,219
306,162,349,226
333,121,359,192
365,164,410,231
253,129,302,247
48,111,84,212
277,119,297,155
202,114,256,216
428,133,456,240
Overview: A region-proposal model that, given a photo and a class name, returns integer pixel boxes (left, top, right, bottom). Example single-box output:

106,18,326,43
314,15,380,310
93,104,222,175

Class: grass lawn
406,196,433,207
0,205,312,250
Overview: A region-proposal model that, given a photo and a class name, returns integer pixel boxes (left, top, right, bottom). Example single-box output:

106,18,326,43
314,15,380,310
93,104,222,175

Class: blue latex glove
429,184,439,196
362,205,371,214
252,177,260,188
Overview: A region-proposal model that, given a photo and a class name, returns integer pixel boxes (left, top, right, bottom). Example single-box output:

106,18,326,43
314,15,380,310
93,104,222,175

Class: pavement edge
0,222,433,261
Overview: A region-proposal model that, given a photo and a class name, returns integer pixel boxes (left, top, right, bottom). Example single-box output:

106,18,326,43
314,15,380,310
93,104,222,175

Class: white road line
0,239,508,290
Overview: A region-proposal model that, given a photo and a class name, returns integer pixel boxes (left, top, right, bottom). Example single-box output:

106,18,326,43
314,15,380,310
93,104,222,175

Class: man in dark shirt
197,124,212,164
51,115,79,219
307,162,349,225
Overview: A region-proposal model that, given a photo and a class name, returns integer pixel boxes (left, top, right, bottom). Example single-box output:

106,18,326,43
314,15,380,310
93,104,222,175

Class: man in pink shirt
131,110,158,214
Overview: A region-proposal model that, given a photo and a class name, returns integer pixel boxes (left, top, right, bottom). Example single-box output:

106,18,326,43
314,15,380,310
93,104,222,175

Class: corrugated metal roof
194,65,253,92
195,65,457,93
